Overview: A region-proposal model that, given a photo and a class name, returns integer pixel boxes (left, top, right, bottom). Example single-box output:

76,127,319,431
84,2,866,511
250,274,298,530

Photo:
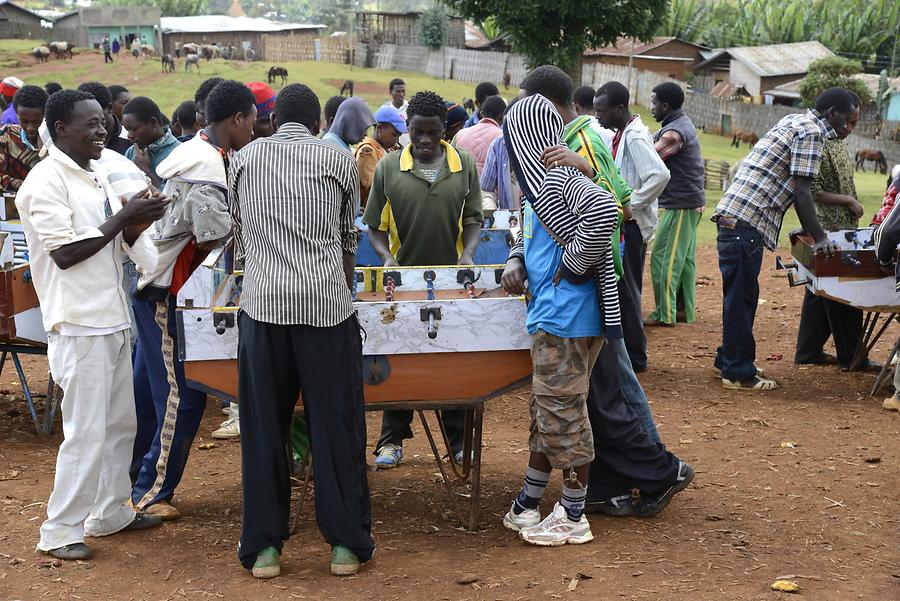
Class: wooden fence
264,37,352,64
704,159,732,192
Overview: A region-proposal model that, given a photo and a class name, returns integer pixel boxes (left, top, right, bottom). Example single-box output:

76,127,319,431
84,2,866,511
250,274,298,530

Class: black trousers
376,409,466,455
586,337,679,501
795,289,864,368
621,220,648,371
237,312,374,569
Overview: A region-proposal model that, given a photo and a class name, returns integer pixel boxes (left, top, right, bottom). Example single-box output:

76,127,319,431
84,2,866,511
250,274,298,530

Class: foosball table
776,227,900,393
0,210,60,434
176,242,532,530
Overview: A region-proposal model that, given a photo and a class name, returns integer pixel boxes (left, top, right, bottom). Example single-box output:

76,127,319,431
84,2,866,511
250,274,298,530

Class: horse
855,150,888,174
32,46,50,64
339,80,354,97
730,130,758,148
185,53,201,73
267,66,288,85
48,41,73,60
161,54,175,73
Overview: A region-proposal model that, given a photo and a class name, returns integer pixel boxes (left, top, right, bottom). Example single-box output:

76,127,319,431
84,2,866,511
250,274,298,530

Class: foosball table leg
467,403,484,532
417,409,467,527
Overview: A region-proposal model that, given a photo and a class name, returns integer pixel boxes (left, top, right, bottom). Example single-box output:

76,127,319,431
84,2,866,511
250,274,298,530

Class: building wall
0,21,45,41
656,40,704,63
87,26,158,49
582,61,681,107
729,59,762,96
583,54,691,80
163,31,263,56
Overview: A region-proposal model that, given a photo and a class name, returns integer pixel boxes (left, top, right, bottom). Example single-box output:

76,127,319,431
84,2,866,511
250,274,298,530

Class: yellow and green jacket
562,116,632,279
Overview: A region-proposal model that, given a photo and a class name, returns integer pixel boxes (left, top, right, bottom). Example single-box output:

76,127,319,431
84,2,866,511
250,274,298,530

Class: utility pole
626,37,636,98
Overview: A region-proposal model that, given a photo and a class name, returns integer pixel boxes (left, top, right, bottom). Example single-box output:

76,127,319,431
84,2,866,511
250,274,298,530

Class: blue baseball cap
373,105,407,134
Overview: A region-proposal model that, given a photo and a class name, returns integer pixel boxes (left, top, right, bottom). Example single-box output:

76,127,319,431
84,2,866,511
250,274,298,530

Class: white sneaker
212,416,240,439
502,501,540,532
519,502,593,546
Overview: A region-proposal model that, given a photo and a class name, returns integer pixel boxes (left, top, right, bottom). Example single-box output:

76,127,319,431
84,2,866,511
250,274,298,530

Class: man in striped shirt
229,83,374,579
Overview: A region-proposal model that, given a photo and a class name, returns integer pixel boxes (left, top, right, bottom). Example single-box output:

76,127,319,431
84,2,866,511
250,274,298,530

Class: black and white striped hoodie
504,94,622,339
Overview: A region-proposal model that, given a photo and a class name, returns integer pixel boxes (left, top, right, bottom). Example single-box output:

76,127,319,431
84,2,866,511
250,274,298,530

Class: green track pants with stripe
649,208,702,324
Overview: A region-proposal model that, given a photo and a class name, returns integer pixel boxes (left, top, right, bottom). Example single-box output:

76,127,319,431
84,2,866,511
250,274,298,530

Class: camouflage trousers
529,330,604,469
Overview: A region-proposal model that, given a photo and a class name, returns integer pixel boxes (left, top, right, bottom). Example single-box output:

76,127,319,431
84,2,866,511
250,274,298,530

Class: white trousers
37,330,137,551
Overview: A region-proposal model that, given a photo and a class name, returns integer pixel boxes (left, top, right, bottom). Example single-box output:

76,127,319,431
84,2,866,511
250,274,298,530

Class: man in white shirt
381,78,409,146
16,89,169,561
594,81,670,372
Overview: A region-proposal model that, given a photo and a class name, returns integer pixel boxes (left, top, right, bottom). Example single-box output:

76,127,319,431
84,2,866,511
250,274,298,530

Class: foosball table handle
775,255,810,288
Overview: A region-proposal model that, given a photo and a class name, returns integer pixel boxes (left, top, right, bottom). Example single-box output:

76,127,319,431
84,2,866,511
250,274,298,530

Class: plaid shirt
714,109,837,250
0,124,40,191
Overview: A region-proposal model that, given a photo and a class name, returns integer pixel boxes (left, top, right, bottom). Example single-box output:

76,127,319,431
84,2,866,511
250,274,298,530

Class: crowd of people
1,61,898,582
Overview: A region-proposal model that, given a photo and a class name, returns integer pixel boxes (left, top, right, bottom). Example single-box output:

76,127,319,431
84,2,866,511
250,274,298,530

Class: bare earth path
0,245,898,600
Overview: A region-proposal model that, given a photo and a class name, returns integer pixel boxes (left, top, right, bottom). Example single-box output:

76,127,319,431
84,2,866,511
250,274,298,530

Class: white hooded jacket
135,134,231,299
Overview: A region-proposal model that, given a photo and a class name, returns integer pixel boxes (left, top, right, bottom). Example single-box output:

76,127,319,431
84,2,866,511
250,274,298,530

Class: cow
185,53,201,73
161,53,176,73
182,43,200,56
32,46,50,64
339,80,354,97
49,41,73,60
141,44,156,57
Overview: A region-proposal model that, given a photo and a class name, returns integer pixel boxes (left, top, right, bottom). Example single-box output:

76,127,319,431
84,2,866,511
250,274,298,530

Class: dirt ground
0,244,898,601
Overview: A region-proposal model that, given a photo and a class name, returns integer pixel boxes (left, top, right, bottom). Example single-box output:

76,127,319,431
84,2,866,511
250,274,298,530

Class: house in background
694,40,834,100
52,6,161,50
583,36,708,80
355,11,465,49
0,0,48,40
160,15,324,61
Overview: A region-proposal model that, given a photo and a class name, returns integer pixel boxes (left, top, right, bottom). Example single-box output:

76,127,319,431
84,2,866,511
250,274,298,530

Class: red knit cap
246,81,275,118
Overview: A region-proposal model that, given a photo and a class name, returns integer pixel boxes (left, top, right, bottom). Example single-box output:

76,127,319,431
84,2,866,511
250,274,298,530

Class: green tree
655,0,710,43
799,56,871,108
442,0,668,83
419,6,448,50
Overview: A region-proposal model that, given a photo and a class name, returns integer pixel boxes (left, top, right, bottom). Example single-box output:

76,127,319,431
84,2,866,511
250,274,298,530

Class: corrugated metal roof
160,15,324,34
710,82,750,98
770,73,900,99
727,41,834,78
584,36,708,57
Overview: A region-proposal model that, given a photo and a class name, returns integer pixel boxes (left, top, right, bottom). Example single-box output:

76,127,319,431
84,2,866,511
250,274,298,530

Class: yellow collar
399,139,462,173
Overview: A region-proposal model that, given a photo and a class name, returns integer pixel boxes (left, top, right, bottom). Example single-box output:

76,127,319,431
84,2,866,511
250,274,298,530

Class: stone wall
581,62,681,107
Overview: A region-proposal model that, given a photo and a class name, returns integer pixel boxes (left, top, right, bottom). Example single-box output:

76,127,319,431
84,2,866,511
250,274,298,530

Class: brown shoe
643,316,674,327
143,501,180,521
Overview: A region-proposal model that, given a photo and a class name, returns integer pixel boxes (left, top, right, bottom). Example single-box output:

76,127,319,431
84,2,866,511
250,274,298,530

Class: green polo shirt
363,140,483,266
562,116,632,279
